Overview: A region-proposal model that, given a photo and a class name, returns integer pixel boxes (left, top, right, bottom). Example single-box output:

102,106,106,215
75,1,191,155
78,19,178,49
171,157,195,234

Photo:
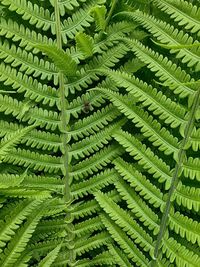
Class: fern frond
74,216,104,237
21,174,63,191
0,95,60,130
70,118,126,159
0,0,53,31
0,188,52,199
154,0,200,34
0,18,54,52
114,157,165,209
36,218,66,234
124,38,196,97
70,104,120,140
36,44,77,77
75,231,111,256
114,179,160,234
38,244,61,267
68,90,106,118
102,69,186,127
94,21,136,53
95,191,154,254
0,201,45,267
174,183,200,212
183,157,200,181
27,238,66,259
75,32,94,58
0,199,41,251
162,236,200,267
71,169,118,198
189,127,200,151
169,211,200,246
122,10,200,70
100,213,150,267
96,88,179,155
0,63,58,106
0,125,34,162
0,173,24,188
61,0,99,42
49,0,87,16
3,148,62,173
90,5,107,31
0,40,57,81
113,129,172,189
72,190,120,219
68,43,129,93
108,244,133,267
70,144,123,180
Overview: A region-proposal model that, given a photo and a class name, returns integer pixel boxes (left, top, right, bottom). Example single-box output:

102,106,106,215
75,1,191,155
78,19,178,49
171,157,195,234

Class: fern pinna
0,0,199,266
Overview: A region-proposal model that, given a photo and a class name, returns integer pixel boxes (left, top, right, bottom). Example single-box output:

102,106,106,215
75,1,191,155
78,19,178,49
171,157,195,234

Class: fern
0,0,199,266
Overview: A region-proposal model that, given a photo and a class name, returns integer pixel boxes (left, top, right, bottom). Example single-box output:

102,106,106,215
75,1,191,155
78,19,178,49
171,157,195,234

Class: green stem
105,0,118,29
54,0,75,264
151,88,200,266
54,0,70,204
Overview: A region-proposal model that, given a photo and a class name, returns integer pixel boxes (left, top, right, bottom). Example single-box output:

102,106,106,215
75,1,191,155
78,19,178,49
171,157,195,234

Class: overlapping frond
0,0,199,266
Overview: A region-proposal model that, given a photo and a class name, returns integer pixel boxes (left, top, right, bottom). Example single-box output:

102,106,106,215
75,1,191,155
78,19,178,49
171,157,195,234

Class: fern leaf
124,38,196,97
169,211,200,246
154,0,200,34
0,199,41,251
70,144,123,180
0,125,34,162
95,88,179,155
49,0,87,16
0,18,54,52
108,244,133,267
70,118,126,159
75,251,115,266
72,169,118,198
35,44,77,77
162,236,200,267
90,5,107,31
114,157,164,209
75,232,111,256
183,157,200,181
114,179,160,234
0,188,52,199
0,95,60,130
61,0,100,42
0,63,58,106
72,189,120,219
0,40,57,82
38,244,62,267
95,191,154,254
189,127,200,151
94,21,136,53
67,43,129,93
71,104,120,140
100,213,150,267
75,32,94,58
113,129,172,189
3,148,62,173
122,10,200,70
174,183,200,212
74,216,104,237
0,201,45,267
101,69,186,127
0,0,53,31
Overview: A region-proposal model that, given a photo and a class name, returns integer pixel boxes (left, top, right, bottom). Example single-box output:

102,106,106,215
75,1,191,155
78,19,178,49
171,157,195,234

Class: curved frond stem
152,88,200,264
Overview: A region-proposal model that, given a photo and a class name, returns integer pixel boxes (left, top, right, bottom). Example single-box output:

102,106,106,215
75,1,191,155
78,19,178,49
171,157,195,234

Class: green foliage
0,0,199,266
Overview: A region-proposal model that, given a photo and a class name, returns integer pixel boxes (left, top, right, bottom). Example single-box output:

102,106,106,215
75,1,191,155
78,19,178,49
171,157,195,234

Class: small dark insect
82,100,91,113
